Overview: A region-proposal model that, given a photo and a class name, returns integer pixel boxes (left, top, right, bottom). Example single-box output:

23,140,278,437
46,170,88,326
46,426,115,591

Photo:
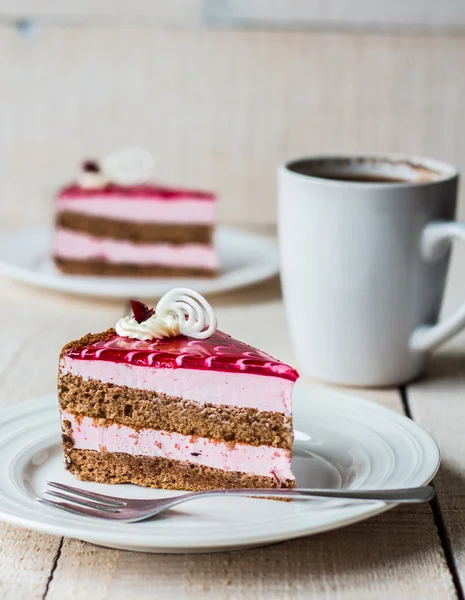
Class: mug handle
409,220,465,352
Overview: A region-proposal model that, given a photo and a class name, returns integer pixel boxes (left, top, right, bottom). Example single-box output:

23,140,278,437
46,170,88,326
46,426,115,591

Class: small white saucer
0,383,439,554
0,226,279,298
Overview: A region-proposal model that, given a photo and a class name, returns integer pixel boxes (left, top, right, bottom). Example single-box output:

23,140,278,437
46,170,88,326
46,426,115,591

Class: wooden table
1,243,464,600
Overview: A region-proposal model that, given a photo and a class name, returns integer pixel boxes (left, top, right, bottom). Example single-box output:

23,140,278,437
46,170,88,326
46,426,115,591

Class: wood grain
1,28,465,229
3,0,465,28
47,504,455,600
0,278,126,600
42,290,454,599
208,0,465,29
0,0,204,21
0,239,460,598
405,247,465,595
0,523,60,600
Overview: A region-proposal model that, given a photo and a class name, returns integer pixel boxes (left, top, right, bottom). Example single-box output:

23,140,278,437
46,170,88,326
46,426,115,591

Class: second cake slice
54,149,218,277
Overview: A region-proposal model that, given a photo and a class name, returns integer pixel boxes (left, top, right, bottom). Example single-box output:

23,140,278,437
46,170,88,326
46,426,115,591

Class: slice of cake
53,148,218,278
58,288,298,491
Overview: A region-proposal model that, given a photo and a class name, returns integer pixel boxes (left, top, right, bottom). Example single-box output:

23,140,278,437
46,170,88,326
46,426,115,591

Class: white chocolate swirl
115,288,217,341
156,288,217,340
102,147,154,186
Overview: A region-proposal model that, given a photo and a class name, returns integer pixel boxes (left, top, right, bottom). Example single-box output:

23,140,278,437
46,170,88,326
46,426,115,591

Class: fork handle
211,485,435,503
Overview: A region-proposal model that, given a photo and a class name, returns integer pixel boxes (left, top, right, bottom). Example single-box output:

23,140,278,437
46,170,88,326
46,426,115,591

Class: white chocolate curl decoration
102,147,155,187
115,288,217,341
156,288,217,340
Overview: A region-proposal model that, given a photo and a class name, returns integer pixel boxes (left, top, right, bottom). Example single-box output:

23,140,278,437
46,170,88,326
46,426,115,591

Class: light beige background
0,1,465,230
1,5,465,598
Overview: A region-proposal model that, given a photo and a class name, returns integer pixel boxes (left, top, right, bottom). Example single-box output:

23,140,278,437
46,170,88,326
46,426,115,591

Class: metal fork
37,481,435,523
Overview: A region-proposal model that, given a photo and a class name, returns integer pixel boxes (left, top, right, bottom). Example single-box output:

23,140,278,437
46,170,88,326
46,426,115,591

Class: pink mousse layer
56,197,215,225
62,411,294,482
60,357,293,414
54,229,218,269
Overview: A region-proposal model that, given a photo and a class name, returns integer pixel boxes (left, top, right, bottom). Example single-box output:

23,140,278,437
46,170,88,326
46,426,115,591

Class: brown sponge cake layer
57,212,213,244
54,257,217,278
59,373,293,449
66,449,295,491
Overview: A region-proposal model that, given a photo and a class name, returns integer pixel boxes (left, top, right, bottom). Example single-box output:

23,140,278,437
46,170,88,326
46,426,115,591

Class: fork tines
38,481,126,519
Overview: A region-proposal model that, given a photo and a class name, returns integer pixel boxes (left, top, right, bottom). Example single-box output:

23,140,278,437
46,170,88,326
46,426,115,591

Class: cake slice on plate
58,289,298,491
53,148,218,278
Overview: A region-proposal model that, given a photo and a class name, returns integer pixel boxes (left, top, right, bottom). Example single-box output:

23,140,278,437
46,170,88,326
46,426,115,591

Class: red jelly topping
65,330,299,382
58,183,215,201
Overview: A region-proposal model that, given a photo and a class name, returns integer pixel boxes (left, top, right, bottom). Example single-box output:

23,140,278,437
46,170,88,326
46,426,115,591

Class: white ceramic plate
0,383,439,553
0,226,278,298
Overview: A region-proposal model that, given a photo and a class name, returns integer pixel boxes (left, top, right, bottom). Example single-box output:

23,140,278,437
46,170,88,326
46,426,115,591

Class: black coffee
308,172,409,183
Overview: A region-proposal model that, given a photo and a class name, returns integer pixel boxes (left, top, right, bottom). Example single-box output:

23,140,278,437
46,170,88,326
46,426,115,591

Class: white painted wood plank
3,0,465,29
48,505,455,600
0,1,204,23
1,29,465,228
0,244,457,598
406,246,465,593
208,0,465,28
0,524,59,600
0,280,64,600
0,277,126,599
46,290,455,599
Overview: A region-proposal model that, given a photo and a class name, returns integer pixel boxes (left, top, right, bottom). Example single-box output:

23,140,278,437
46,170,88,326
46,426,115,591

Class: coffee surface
309,172,409,183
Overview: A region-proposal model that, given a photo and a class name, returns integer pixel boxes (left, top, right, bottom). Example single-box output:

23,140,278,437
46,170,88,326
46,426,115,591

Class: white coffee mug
278,154,465,387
